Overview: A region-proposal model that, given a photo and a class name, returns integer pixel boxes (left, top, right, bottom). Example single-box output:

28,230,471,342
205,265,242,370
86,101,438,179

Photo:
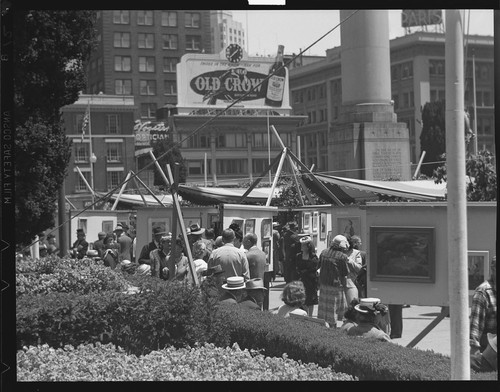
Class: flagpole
87,98,96,209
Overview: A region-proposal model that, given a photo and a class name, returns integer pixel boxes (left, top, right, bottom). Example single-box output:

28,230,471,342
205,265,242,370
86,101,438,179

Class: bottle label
266,75,285,102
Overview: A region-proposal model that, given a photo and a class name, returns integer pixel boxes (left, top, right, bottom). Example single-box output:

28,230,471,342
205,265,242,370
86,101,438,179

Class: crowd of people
31,217,497,373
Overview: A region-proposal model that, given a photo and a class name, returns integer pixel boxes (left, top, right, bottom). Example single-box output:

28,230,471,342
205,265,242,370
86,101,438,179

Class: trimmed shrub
17,343,356,381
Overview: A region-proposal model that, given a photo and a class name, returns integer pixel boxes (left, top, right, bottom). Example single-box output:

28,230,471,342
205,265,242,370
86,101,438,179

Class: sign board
401,10,443,28
134,119,171,157
176,45,291,114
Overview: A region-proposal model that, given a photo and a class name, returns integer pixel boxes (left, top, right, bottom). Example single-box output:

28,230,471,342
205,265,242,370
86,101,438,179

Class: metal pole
472,52,478,155
87,99,95,210
266,147,287,207
445,10,470,380
412,151,426,180
111,171,132,211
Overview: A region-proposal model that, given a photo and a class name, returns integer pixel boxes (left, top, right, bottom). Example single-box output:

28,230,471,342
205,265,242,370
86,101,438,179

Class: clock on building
225,44,243,63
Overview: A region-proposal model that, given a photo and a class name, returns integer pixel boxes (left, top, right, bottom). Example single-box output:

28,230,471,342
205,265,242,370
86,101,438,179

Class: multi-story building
86,10,213,119
289,32,495,177
210,11,246,54
61,94,137,209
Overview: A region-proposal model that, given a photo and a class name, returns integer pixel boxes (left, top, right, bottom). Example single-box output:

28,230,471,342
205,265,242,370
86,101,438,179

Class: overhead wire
25,10,361,250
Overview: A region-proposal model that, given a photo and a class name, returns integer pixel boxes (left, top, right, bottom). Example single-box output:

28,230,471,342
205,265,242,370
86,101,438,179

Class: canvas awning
97,175,446,208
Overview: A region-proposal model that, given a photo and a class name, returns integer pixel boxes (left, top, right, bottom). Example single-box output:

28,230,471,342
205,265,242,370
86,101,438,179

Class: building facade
210,11,246,54
289,32,495,178
61,94,137,209
86,10,213,119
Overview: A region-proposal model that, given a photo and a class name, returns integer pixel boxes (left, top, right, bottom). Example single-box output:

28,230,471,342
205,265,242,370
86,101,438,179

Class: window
163,57,178,73
140,80,157,95
225,133,247,148
216,159,247,175
139,56,155,72
107,171,122,191
74,143,89,163
186,35,201,51
164,80,177,95
401,61,413,79
107,115,120,134
106,143,122,162
187,160,204,175
113,32,130,48
429,59,445,75
252,159,269,174
185,12,200,28
162,34,178,50
215,134,226,148
391,65,400,81
113,11,129,24
114,79,132,95
114,56,131,72
137,10,153,25
75,171,91,192
138,33,154,49
161,11,177,27
141,103,156,118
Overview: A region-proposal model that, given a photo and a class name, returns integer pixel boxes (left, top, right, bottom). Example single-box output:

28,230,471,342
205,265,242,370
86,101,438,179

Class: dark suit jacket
138,241,157,264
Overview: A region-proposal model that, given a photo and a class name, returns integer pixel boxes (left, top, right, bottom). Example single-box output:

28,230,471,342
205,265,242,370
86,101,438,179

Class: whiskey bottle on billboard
265,45,286,107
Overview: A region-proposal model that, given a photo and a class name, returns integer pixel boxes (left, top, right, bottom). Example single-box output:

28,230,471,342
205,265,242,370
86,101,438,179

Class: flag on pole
81,103,90,142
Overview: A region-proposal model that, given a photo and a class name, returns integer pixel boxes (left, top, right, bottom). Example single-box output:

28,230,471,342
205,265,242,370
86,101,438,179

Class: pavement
266,276,452,357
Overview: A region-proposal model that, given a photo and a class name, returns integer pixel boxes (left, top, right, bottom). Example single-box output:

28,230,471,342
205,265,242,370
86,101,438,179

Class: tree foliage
433,150,497,201
14,10,98,245
151,138,187,190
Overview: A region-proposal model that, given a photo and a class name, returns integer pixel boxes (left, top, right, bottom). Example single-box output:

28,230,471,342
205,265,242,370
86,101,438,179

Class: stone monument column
331,10,411,180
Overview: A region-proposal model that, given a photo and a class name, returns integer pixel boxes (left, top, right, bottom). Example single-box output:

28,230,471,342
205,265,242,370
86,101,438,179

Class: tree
419,100,446,177
433,150,497,201
151,137,187,190
14,10,97,245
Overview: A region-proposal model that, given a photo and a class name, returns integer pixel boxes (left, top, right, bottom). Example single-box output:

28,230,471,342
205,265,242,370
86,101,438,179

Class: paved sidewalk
267,276,451,357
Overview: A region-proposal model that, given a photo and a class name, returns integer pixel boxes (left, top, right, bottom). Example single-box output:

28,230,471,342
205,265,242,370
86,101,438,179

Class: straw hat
354,297,381,313
221,276,245,290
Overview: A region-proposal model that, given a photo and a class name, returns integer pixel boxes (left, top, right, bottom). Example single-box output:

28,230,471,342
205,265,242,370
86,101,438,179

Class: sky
229,9,495,57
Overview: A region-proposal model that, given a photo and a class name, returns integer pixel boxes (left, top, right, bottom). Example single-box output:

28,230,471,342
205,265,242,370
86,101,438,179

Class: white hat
221,276,245,290
136,264,151,275
354,297,381,313
332,234,349,250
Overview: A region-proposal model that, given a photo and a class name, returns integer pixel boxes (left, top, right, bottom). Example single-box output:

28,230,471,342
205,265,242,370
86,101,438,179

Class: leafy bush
17,342,356,381
16,256,131,296
16,278,218,355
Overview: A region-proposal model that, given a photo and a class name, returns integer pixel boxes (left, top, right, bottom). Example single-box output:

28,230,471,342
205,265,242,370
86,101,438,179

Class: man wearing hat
219,276,246,305
93,232,107,259
239,278,268,311
282,221,300,283
317,234,350,327
189,223,212,262
138,226,166,265
114,224,133,262
347,298,391,342
70,229,89,259
207,228,250,282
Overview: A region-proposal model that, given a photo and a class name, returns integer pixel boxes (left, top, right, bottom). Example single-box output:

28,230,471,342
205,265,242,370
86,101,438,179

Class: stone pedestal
330,103,411,180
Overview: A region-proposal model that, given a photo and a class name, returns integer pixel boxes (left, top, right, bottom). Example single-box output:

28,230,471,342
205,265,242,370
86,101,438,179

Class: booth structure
68,209,134,246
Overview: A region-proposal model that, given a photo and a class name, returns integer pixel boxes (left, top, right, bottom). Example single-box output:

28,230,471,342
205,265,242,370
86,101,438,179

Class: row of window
113,33,201,51
112,10,201,28
392,91,415,109
74,143,123,164
111,56,178,74
178,132,293,149
114,79,177,96
391,61,414,81
75,171,123,192
292,84,328,104
75,114,121,134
